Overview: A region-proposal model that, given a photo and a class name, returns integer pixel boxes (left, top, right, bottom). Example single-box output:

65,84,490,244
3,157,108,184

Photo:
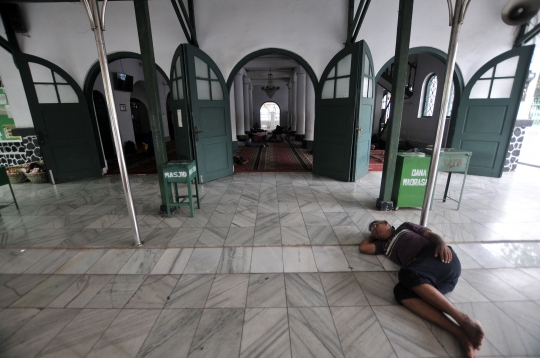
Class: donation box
391,153,431,208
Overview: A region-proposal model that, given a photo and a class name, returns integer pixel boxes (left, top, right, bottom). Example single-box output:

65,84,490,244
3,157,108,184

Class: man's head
368,220,393,240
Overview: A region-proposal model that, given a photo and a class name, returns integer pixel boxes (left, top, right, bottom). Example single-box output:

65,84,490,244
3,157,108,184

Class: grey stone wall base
504,125,527,172
0,135,44,167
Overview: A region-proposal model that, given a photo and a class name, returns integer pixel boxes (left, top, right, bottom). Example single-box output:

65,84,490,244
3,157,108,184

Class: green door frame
226,48,318,92
82,52,170,169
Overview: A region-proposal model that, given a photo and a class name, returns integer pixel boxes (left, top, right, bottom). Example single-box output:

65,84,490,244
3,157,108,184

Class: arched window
422,74,437,117
260,102,280,130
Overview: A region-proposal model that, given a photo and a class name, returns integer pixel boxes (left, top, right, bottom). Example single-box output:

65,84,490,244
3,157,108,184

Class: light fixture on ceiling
261,69,280,98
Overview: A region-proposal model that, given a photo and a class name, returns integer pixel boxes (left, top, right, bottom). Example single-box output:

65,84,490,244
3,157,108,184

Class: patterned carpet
234,139,313,173
369,149,384,171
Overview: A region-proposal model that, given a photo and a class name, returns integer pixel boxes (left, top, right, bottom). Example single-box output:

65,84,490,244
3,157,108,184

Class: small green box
391,153,431,208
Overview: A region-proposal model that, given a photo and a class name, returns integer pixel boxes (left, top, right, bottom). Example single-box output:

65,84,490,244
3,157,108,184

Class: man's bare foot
461,316,484,350
456,331,477,358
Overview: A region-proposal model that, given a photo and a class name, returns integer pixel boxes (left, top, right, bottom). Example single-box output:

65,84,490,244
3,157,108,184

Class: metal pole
82,0,142,246
420,0,469,226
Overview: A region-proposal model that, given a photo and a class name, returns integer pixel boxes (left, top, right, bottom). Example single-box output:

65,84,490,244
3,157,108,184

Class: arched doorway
228,49,316,173
372,47,464,152
259,102,280,130
83,52,170,169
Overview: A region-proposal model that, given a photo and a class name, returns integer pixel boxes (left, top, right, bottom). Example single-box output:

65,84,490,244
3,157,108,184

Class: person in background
359,220,485,358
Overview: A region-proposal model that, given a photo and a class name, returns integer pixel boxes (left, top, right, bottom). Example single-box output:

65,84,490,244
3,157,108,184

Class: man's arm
423,230,452,263
359,236,378,254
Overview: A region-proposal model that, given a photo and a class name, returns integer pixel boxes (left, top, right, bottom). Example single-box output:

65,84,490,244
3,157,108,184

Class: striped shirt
373,222,431,266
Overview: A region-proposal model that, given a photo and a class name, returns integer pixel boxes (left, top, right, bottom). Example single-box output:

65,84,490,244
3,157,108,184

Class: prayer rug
234,140,313,173
369,149,384,171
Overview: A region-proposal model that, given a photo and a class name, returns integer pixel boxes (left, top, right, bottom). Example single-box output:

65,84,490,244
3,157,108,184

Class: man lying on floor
359,220,485,358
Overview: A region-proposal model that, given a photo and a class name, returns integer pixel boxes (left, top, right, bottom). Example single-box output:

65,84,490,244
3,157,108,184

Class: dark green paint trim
374,46,465,92
134,0,169,204
82,51,170,169
232,141,238,150
378,0,414,206
226,48,318,92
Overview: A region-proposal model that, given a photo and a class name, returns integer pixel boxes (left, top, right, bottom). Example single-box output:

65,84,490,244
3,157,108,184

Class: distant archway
259,102,280,130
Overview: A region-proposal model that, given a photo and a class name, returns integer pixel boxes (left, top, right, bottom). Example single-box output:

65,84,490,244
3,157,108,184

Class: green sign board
392,153,431,208
0,88,20,142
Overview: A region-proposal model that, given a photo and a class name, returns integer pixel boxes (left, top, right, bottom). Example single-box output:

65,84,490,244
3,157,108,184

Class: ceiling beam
170,0,197,47
514,23,540,48
346,0,371,45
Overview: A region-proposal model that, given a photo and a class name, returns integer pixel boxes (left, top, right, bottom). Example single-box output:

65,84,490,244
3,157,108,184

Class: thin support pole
83,0,142,246
420,0,467,226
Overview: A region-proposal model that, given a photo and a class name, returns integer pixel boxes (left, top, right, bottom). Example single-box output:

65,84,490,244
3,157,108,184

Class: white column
249,83,253,129
234,73,245,136
305,75,315,141
243,77,251,132
287,82,292,128
229,85,237,141
296,68,307,136
291,76,297,132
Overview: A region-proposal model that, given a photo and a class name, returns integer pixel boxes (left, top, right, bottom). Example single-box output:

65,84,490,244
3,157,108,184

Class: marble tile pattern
0,170,540,357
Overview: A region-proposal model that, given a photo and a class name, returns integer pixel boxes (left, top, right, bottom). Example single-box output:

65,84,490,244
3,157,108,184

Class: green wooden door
449,45,534,177
170,44,233,183
17,54,102,183
313,40,373,181
353,42,375,180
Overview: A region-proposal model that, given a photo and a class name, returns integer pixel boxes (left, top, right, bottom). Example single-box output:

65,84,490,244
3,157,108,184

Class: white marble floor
0,165,539,357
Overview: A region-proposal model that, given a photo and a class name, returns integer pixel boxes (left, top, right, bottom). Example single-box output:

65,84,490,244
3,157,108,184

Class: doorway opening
370,48,463,171
86,56,172,174
260,102,280,130
228,50,317,173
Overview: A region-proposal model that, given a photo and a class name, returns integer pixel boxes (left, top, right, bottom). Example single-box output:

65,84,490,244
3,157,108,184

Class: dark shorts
394,244,461,304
